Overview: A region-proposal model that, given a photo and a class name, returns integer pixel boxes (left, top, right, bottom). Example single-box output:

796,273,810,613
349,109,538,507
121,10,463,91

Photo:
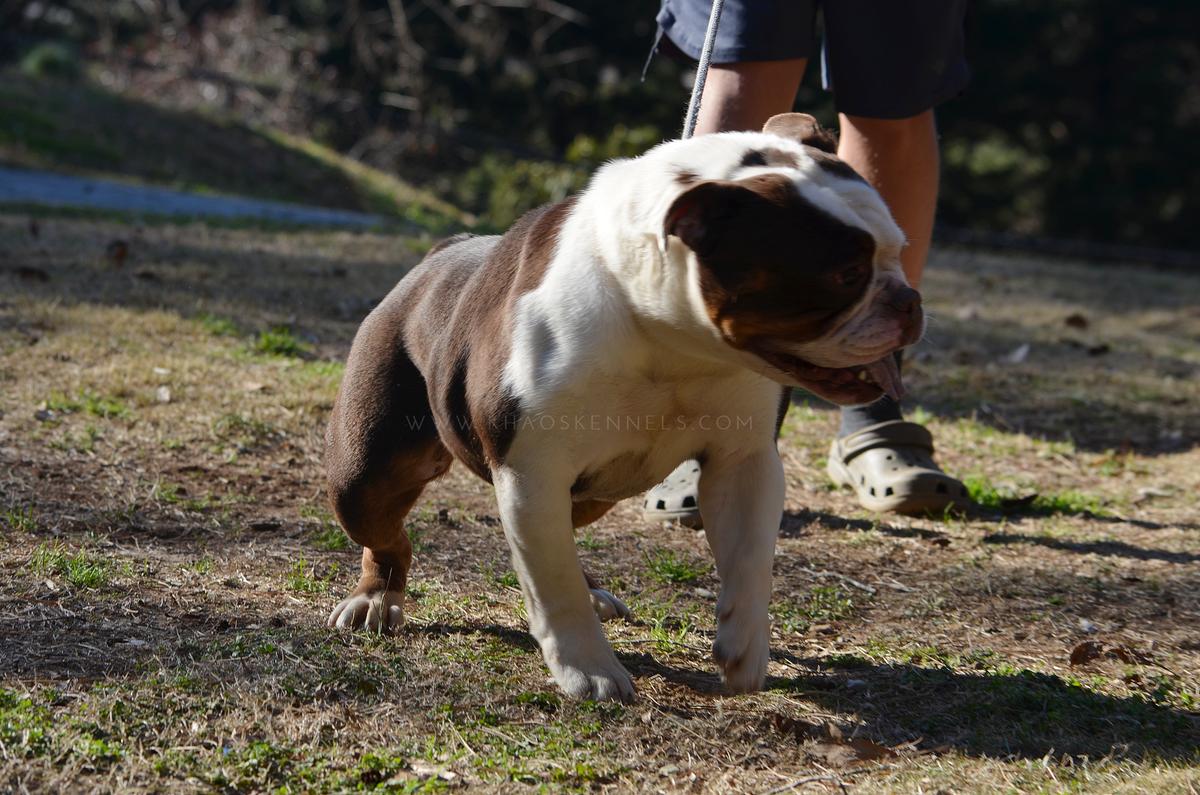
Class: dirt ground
1,213,1197,793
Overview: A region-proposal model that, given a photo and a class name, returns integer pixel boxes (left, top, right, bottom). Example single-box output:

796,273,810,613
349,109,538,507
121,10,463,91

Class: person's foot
827,419,969,515
642,460,703,528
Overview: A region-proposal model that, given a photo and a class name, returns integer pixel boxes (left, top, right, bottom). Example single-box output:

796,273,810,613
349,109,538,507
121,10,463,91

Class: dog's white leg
697,445,785,693
493,466,635,702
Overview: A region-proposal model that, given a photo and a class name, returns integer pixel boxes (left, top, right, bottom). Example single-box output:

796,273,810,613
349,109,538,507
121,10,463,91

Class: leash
680,0,726,139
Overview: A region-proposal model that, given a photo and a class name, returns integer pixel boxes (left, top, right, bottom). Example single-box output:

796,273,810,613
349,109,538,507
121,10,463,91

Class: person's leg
837,111,939,288
835,110,940,437
692,59,808,136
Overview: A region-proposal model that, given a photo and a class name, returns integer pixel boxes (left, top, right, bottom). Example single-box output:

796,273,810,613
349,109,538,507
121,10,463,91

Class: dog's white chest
552,370,780,503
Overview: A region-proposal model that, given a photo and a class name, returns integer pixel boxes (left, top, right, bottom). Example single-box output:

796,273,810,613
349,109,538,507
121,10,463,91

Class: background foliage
2,0,1197,247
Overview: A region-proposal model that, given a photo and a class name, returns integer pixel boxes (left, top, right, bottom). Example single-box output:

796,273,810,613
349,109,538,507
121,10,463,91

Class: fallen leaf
15,266,49,282
1070,640,1104,666
770,713,827,742
807,737,897,767
1005,343,1031,364
106,239,129,268
1133,487,1172,504
1110,644,1153,666
999,494,1038,511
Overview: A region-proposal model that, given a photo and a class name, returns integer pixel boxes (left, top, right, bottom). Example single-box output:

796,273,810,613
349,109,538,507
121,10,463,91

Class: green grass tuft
44,390,129,420
0,688,54,758
286,558,337,594
774,585,858,635
198,313,239,337
29,542,113,588
493,570,520,589
965,475,1108,516
644,549,707,585
253,326,311,358
1,505,37,533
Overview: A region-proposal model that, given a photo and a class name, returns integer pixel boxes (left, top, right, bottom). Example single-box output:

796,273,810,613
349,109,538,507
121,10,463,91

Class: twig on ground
797,566,877,596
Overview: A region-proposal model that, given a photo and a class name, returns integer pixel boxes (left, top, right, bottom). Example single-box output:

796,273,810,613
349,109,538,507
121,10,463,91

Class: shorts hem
833,62,971,120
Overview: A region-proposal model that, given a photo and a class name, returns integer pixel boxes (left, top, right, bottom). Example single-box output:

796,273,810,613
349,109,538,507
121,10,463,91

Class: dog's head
663,114,923,405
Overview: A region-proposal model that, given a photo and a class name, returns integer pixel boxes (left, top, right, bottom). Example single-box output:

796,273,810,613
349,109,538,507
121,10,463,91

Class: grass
964,475,1110,516
198,312,239,337
1,214,1198,792
253,326,311,358
644,549,708,585
773,586,859,635
29,542,112,589
285,558,337,594
1,506,37,533
42,390,129,420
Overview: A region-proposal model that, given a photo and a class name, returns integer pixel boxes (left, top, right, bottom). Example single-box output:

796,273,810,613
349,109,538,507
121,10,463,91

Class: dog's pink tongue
865,357,905,402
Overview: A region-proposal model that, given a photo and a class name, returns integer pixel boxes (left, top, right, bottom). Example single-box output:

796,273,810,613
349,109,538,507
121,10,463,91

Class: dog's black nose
888,286,922,316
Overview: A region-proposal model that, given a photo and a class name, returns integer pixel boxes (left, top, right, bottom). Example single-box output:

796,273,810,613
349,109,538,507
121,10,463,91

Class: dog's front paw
713,612,770,694
543,636,635,702
327,590,404,634
589,588,631,622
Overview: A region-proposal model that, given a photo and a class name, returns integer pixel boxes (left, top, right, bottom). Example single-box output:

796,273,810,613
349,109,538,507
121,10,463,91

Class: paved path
0,165,384,228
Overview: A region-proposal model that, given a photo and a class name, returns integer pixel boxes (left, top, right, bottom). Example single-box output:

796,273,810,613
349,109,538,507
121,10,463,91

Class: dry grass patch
1,214,1198,792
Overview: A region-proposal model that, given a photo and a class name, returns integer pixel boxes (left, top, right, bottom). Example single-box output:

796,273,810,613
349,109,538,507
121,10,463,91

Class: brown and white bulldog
324,114,923,702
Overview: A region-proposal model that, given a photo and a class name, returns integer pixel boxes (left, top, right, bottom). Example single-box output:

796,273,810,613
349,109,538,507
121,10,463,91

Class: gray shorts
655,0,970,119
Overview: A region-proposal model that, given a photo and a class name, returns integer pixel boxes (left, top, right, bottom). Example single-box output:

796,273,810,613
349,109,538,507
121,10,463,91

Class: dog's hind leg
571,500,631,622
324,307,451,634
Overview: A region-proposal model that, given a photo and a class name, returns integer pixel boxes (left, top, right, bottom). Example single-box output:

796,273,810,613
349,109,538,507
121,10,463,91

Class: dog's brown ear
763,113,837,153
663,180,757,257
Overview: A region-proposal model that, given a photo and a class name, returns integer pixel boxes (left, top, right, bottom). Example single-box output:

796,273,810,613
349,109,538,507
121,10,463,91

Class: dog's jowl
323,114,924,702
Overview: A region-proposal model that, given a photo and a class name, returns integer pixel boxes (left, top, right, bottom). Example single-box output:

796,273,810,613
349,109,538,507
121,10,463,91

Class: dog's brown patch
740,148,801,170
807,149,866,183
342,199,575,486
665,173,874,348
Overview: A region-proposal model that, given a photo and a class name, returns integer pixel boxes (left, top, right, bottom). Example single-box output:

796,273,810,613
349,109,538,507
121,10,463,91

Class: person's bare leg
829,109,966,514
836,110,939,287
693,60,808,136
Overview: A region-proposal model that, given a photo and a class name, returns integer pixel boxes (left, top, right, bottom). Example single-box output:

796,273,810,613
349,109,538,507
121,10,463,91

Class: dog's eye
831,261,871,289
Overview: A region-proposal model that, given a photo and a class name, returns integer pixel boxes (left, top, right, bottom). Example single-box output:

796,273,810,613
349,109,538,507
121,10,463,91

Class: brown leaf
106,239,129,268
1070,640,1105,666
1110,644,1153,665
1064,313,1089,329
15,266,50,282
770,713,827,742
807,737,897,767
1000,494,1039,511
